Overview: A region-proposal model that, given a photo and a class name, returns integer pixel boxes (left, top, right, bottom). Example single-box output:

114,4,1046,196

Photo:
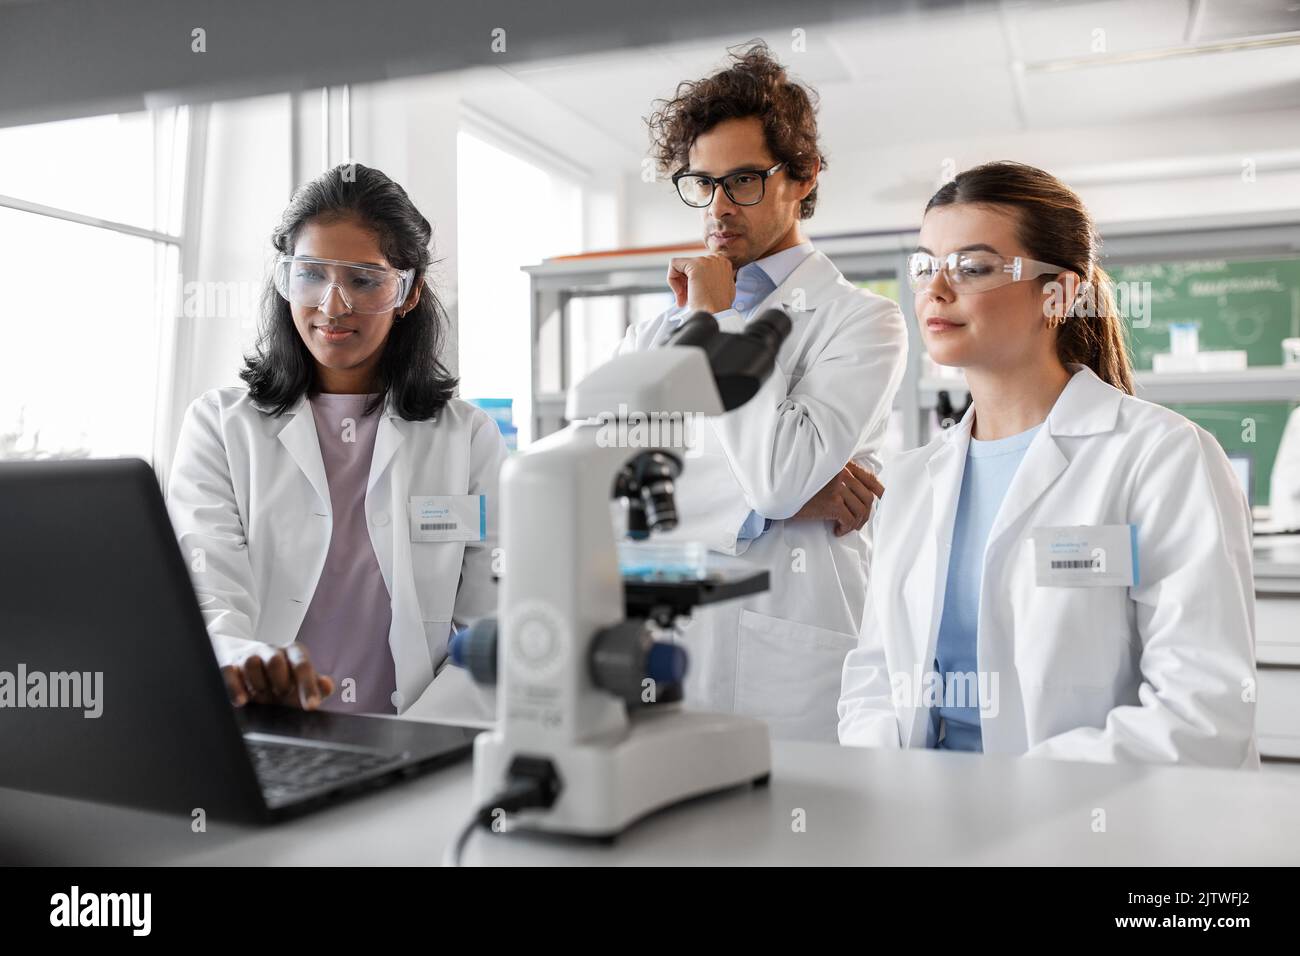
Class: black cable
443,759,562,866
445,812,481,868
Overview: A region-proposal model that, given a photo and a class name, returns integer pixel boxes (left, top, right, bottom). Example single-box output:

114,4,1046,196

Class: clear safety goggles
273,255,415,314
907,250,1071,294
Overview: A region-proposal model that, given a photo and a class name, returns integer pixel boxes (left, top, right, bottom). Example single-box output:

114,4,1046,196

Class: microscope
452,309,791,838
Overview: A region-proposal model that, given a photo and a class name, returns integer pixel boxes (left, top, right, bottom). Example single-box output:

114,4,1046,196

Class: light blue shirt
666,240,814,331
932,422,1043,752
671,241,814,541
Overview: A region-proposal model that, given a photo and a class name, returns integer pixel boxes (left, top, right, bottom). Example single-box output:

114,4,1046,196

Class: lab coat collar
266,390,407,510
1046,364,1124,437
930,367,1082,545
272,394,332,510
751,239,815,290
939,401,977,445
921,419,971,731
767,249,851,314
979,363,1118,563
938,363,1122,445
250,389,403,420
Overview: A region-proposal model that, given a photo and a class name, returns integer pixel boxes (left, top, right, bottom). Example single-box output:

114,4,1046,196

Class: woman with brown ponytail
838,161,1257,766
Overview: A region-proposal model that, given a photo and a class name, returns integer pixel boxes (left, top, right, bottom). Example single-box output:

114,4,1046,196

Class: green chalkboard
860,259,1300,506
1111,257,1300,506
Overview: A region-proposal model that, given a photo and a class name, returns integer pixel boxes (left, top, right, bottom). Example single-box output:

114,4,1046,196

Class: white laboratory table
2,740,1298,866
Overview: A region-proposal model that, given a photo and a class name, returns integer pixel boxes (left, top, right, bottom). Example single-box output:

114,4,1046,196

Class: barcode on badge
420,522,458,531
1051,559,1099,569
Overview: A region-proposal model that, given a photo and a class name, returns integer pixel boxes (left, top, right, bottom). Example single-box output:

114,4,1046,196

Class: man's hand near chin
667,253,738,314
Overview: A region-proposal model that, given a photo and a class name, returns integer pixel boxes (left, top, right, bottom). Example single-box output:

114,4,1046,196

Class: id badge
1032,525,1138,587
409,495,485,542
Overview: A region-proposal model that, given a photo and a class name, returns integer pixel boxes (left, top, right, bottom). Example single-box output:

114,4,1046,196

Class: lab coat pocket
410,540,463,623
735,608,856,738
1013,537,1135,693
407,663,497,728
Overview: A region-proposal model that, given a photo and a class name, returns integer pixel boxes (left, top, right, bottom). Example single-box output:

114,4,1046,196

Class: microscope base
472,707,771,838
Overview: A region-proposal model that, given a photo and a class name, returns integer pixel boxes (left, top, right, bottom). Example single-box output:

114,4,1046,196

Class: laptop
0,457,478,823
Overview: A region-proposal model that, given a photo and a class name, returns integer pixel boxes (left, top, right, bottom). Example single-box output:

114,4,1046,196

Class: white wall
348,75,463,375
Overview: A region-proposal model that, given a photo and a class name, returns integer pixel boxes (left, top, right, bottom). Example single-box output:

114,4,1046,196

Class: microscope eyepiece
744,308,793,349
666,307,793,411
665,311,718,348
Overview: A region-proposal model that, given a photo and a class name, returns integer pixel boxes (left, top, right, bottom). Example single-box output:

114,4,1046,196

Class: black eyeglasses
672,162,786,208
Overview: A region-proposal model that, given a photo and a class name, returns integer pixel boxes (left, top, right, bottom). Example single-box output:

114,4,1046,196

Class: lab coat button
373,511,390,527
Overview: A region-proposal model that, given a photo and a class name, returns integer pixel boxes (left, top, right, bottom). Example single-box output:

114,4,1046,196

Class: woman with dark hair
839,161,1257,766
167,163,506,719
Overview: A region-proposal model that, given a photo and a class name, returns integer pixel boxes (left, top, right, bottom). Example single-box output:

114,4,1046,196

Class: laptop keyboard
246,738,403,803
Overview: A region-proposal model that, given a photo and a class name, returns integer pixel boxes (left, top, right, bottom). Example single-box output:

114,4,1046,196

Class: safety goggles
907,251,1071,294
273,255,415,314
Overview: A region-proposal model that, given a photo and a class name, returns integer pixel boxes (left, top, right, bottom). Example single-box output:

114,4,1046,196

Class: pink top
295,392,397,714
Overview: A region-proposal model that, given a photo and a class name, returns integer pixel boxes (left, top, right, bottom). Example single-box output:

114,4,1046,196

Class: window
456,128,584,447
0,108,190,461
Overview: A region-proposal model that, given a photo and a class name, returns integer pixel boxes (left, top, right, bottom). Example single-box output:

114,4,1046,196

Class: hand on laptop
222,642,335,710
790,461,883,537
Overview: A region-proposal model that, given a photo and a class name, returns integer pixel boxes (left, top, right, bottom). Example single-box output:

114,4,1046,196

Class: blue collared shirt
673,241,814,540
667,240,814,331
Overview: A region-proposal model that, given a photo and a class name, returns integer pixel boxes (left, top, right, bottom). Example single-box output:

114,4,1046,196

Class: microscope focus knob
449,616,498,685
590,620,688,705
647,641,687,685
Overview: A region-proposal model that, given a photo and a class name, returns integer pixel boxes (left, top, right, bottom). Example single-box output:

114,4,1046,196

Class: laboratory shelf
919,367,1300,408
525,210,1300,445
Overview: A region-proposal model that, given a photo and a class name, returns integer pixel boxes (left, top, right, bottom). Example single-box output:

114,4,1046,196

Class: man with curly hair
618,42,908,741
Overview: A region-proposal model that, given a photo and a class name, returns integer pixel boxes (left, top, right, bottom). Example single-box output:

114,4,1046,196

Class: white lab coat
617,249,908,741
166,387,507,720
839,365,1259,767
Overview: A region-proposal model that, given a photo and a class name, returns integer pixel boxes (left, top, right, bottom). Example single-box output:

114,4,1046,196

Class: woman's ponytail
1057,262,1134,395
